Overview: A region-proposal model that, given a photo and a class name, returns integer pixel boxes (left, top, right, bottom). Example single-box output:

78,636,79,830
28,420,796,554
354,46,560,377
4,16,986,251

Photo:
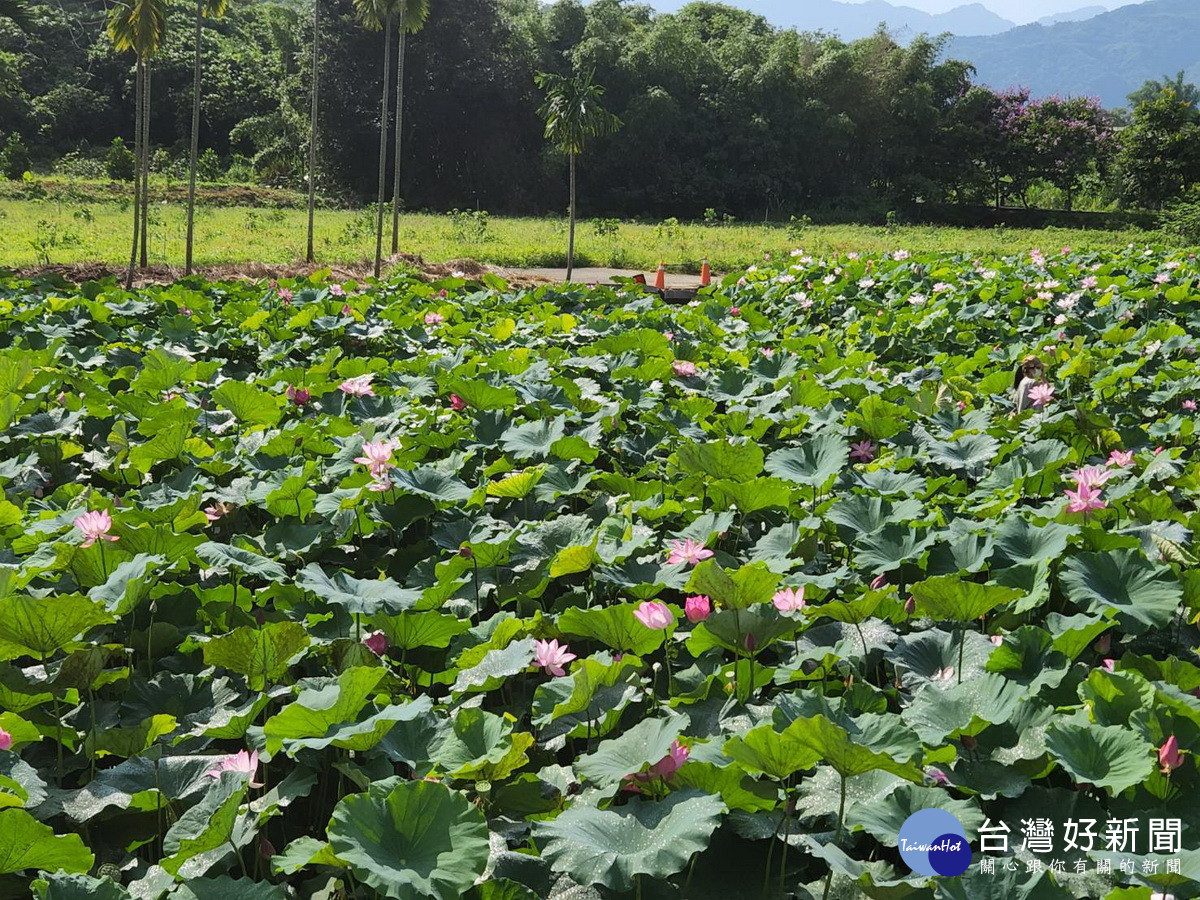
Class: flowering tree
1022,95,1113,210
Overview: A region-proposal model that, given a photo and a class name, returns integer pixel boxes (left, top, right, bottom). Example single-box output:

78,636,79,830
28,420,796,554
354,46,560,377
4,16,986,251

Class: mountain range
946,0,1200,106
641,0,1196,107
644,0,1121,39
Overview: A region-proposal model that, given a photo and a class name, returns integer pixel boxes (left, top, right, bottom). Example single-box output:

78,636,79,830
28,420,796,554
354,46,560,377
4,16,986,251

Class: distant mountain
1036,5,1107,25
649,0,1015,39
947,0,1200,106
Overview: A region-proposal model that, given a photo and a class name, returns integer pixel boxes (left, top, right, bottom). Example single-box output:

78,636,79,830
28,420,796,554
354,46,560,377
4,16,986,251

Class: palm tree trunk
567,151,576,282
372,12,393,279
126,59,143,291
139,61,151,268
389,26,406,256
305,0,319,263
185,0,202,275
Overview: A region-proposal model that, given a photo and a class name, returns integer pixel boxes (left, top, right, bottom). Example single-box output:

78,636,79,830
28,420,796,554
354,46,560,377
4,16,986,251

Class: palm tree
184,0,230,275
535,71,621,282
389,0,428,257
305,0,319,263
352,0,399,279
107,0,167,289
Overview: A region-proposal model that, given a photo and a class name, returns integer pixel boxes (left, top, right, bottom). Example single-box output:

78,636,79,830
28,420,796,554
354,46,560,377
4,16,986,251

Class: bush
54,150,106,179
225,154,254,183
197,147,223,182
105,137,135,181
0,134,31,180
1159,192,1200,245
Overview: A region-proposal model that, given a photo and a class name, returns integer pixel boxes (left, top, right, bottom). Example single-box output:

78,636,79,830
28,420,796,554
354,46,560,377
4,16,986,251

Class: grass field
0,178,1171,274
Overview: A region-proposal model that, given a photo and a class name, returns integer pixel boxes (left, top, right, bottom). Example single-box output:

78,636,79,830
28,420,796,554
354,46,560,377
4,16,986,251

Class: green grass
0,180,1167,274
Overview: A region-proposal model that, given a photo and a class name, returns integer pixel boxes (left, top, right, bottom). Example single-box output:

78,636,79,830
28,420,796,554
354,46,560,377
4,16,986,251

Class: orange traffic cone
700,258,711,287
654,262,666,290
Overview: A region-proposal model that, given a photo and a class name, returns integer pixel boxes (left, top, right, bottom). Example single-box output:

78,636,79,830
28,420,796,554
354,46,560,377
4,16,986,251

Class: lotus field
1,246,1200,900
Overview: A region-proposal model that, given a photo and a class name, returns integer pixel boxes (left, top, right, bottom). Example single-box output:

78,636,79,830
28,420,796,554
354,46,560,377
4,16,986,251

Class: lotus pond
0,246,1198,899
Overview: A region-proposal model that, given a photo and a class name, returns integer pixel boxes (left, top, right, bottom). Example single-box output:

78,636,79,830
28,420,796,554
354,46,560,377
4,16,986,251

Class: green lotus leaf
160,773,249,877
534,789,724,892
910,574,1022,621
196,541,286,580
558,603,672,655
677,439,764,483
575,714,689,787
1059,549,1183,633
0,594,114,661
326,780,489,900
0,808,93,875
1044,722,1155,794
203,621,310,691
763,431,847,487
212,380,282,427
297,563,418,615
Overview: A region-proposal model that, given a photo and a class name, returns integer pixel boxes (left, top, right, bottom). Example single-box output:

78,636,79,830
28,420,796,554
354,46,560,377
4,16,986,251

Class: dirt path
6,258,710,289
500,267,708,288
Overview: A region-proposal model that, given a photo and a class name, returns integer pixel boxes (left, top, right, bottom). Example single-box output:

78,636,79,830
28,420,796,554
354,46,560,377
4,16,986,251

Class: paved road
502,267,709,288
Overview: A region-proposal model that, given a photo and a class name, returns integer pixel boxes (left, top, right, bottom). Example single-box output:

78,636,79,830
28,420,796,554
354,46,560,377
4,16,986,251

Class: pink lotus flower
0,727,11,751
424,312,444,325
533,639,576,677
664,331,675,342
772,586,805,612
203,501,234,522
1101,658,1115,673
329,284,346,296
989,634,1004,646
285,385,311,406
1155,446,1165,455
1107,450,1134,468
633,601,674,630
1185,400,1197,412
624,740,689,793
206,750,263,788
647,740,689,778
1159,735,1184,775
1028,384,1055,408
850,440,875,463
904,596,916,615
362,631,388,657
341,304,353,316
449,393,466,411
684,595,711,623
339,374,375,397
355,440,397,478
277,287,293,303
1065,482,1106,514
730,307,741,317
926,767,950,786
672,360,697,377
75,510,118,548
367,474,392,493
666,538,713,566
1071,466,1113,488
869,574,888,590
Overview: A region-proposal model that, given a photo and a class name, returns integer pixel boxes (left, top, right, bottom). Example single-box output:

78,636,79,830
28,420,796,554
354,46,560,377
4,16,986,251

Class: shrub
1159,192,1200,245
0,133,31,180
105,137,136,181
197,147,223,182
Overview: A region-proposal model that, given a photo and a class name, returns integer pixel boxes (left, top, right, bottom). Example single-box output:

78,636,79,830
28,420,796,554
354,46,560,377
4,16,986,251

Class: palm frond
107,0,168,57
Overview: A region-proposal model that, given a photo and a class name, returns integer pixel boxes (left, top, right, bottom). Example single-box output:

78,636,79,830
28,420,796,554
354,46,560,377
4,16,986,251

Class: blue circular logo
899,809,971,877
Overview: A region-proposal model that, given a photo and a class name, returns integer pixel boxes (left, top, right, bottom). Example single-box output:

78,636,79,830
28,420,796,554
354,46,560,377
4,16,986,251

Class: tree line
3,0,1200,241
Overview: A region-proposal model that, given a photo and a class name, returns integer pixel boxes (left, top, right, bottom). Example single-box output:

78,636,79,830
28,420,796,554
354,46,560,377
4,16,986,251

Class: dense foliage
2,0,1197,218
0,246,1197,897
